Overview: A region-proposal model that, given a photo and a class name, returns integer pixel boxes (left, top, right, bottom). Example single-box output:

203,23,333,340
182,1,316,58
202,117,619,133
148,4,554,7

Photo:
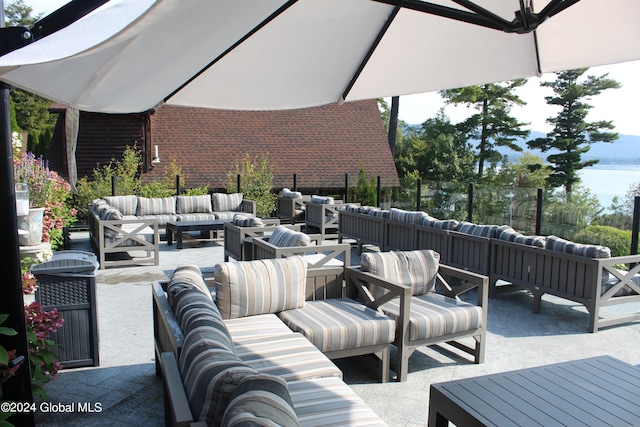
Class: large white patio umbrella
0,0,639,113
1,0,639,422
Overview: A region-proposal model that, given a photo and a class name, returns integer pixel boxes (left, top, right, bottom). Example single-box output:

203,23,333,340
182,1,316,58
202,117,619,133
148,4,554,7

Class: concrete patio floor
33,231,640,426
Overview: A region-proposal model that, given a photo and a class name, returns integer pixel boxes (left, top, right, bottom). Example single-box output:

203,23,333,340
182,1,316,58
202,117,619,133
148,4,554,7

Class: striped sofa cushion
545,235,611,258
388,208,428,224
213,192,243,212
99,207,123,221
282,188,303,198
233,333,343,381
179,345,257,426
420,217,459,230
268,225,311,247
310,195,334,204
288,377,387,426
168,288,236,348
104,195,138,215
277,298,395,353
361,249,440,296
496,225,546,247
176,195,212,214
136,196,176,215
233,213,264,227
379,292,483,340
214,256,307,319
456,221,498,238
167,264,212,300
221,373,300,427
225,314,294,340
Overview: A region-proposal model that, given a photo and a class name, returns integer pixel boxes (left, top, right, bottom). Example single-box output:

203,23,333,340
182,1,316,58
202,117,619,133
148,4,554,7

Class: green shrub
225,154,277,218
352,165,377,206
573,225,632,257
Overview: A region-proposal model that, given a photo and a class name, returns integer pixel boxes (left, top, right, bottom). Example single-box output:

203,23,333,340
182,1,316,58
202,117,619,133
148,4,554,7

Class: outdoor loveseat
153,262,389,426
89,193,255,268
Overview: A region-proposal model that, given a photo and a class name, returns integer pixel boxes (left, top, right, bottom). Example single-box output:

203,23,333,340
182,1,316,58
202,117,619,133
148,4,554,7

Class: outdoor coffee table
166,219,225,249
428,355,640,427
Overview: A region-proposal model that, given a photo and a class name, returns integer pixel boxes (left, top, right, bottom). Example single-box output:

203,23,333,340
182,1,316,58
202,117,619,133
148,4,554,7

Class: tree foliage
440,80,530,177
5,1,56,157
527,68,621,200
225,154,277,218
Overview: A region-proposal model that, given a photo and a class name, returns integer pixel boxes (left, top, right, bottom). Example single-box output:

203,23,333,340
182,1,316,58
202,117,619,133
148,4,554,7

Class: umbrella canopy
0,0,638,114
1,1,640,421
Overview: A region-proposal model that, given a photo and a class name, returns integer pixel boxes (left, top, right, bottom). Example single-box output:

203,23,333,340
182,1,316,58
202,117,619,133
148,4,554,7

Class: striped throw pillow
545,235,611,258
104,195,138,216
214,257,307,319
233,214,264,228
213,193,243,212
310,195,334,204
268,226,310,247
221,373,299,427
135,196,176,215
456,221,498,238
176,195,212,214
282,188,302,199
362,249,440,296
496,225,546,247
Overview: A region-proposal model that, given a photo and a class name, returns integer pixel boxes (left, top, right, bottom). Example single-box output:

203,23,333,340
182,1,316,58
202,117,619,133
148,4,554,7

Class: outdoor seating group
339,205,640,332
89,193,255,268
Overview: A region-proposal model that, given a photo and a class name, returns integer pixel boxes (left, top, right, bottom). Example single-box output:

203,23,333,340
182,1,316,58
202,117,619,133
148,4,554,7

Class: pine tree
441,80,530,178
527,68,620,200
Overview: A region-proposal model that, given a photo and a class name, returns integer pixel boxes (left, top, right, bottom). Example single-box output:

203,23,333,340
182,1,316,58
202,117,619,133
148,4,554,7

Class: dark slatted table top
429,356,640,427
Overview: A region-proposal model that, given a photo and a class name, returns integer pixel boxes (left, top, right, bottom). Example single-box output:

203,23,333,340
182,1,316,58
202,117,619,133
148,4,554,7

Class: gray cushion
213,192,243,212
104,195,138,215
277,298,395,353
176,195,212,214
361,249,440,296
233,213,264,227
456,221,498,238
379,293,483,341
214,256,307,319
179,346,256,427
310,195,334,204
496,225,546,247
545,235,611,258
221,373,300,427
268,226,310,247
136,196,176,215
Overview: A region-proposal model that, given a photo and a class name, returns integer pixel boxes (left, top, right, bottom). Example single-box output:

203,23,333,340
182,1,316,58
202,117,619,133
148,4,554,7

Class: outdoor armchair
345,249,488,382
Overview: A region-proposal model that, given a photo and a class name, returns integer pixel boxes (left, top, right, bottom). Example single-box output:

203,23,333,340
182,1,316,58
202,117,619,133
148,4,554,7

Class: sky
22,0,640,136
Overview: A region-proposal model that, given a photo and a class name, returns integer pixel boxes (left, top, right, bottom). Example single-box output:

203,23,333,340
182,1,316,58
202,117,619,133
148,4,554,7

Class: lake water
579,165,640,210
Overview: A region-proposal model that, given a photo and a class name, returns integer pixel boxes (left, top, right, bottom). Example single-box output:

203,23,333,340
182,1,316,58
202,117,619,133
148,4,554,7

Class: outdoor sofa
153,261,390,426
222,215,291,261
89,193,255,268
338,205,640,332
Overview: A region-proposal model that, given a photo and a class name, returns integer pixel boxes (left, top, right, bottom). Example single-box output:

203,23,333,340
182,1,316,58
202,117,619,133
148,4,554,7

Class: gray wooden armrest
240,199,256,215
253,237,351,268
160,352,196,427
437,264,489,307
345,267,411,310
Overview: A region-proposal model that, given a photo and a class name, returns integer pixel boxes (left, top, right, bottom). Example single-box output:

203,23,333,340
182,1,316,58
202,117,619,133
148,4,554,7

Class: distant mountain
495,132,640,165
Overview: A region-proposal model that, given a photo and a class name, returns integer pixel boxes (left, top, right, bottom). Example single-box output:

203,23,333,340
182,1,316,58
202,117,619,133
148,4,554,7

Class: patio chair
345,249,488,382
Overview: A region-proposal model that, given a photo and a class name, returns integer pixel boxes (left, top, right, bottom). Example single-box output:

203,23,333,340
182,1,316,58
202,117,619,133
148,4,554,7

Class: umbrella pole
0,82,34,426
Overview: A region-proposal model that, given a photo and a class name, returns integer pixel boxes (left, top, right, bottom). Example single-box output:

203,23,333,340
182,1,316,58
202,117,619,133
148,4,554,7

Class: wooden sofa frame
490,238,640,332
305,201,348,240
276,195,310,224
152,263,397,425
89,211,159,269
345,263,488,382
338,208,385,252
222,218,290,261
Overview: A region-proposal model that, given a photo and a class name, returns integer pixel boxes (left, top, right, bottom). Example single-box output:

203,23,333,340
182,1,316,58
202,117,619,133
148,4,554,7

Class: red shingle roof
145,100,399,191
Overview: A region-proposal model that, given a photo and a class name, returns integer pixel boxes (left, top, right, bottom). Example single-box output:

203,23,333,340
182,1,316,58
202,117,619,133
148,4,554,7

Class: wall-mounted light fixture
152,144,160,163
